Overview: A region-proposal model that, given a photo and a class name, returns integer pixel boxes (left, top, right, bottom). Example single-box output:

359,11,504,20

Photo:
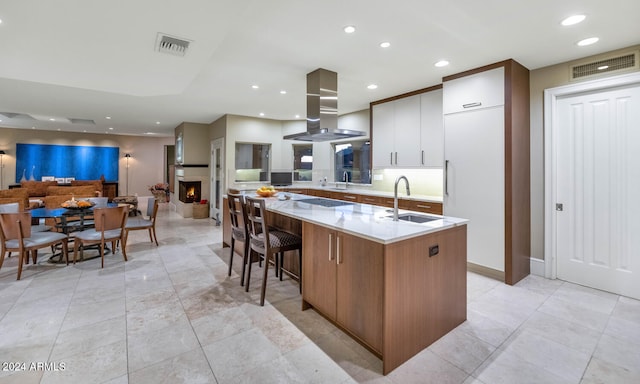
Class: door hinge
556,203,563,211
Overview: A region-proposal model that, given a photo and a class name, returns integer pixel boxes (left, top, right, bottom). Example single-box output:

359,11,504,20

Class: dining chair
123,197,159,247
0,212,69,280
73,206,128,268
244,196,302,306
226,192,250,285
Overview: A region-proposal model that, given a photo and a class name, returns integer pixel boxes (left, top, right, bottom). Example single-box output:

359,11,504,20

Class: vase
20,169,27,182
152,190,167,202
29,165,36,181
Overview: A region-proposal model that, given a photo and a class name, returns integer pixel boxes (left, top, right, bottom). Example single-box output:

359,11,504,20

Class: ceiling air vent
155,33,191,57
570,51,639,81
69,118,95,125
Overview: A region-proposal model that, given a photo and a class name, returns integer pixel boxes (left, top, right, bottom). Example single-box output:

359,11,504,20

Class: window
293,144,313,181
234,143,270,182
333,140,371,184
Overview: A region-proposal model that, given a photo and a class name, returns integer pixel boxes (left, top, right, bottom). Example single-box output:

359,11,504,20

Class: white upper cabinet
420,89,443,167
442,67,504,114
371,100,396,168
393,95,421,166
372,88,443,168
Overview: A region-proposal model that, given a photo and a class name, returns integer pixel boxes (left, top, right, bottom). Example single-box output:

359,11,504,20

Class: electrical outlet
428,245,439,257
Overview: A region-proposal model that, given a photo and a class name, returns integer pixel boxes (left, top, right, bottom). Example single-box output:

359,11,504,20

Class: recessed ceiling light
106,116,111,120
49,118,55,121
280,90,287,94
577,37,599,46
380,42,391,48
108,127,114,130
561,15,586,26
259,112,265,117
252,85,259,89
434,60,450,67
367,84,378,90
83,130,87,133
344,25,356,34
295,114,300,119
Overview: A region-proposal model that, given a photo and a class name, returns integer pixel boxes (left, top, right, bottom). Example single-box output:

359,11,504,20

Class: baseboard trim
530,257,545,277
466,262,504,282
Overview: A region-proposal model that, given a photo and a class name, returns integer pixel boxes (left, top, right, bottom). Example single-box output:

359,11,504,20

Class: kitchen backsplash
372,168,443,197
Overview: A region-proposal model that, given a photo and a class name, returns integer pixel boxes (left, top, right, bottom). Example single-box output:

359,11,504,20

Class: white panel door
444,106,505,272
556,85,640,299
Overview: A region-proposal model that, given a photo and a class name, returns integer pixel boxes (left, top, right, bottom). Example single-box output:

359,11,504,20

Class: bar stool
244,196,302,306
226,192,250,285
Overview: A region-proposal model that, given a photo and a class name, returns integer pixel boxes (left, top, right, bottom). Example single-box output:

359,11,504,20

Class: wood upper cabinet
302,222,383,353
372,86,443,168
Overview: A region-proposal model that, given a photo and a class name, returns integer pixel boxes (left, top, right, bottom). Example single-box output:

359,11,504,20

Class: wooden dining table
30,203,119,262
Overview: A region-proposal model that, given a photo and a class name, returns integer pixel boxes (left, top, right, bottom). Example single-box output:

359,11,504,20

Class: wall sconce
125,153,132,195
0,150,5,190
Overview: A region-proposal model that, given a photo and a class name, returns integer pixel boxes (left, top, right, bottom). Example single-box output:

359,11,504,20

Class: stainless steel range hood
284,68,367,142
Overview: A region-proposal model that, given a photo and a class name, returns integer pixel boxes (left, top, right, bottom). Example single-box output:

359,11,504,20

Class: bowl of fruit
256,186,278,197
61,198,95,209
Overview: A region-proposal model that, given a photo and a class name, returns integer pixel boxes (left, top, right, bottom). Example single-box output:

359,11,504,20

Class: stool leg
240,242,249,287
228,238,235,277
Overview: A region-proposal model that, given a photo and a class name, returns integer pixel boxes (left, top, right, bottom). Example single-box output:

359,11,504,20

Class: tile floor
0,205,639,383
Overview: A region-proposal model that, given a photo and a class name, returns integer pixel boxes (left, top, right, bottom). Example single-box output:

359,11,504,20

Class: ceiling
0,0,638,137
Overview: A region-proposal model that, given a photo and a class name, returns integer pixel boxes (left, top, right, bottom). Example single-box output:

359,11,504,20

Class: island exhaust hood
284,68,367,142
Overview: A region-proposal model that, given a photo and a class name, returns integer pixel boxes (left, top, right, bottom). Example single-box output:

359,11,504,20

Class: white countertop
260,193,467,245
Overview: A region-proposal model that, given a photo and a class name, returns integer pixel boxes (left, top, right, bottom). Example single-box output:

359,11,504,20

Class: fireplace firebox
178,181,201,203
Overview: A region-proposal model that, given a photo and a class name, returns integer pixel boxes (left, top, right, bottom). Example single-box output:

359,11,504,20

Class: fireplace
178,181,201,203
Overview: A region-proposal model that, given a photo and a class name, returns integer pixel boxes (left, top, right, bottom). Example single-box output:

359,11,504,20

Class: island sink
385,213,439,223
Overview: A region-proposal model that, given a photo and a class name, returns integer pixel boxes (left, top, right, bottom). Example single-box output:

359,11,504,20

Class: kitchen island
223,193,468,374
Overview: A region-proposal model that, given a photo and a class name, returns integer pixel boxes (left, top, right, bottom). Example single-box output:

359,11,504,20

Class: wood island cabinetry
302,221,466,374
302,223,383,352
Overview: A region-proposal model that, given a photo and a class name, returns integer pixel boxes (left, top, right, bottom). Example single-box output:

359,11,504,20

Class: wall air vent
570,51,639,81
156,33,191,57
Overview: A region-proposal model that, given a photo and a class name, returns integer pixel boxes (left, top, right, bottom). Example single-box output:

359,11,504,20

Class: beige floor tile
128,348,215,384
202,328,281,382
1,209,639,383
126,319,200,372
40,340,128,384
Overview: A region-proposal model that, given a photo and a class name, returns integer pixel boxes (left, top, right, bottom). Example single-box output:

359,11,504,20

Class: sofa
19,180,102,199
0,188,30,211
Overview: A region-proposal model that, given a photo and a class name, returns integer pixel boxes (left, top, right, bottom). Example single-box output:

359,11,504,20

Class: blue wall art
16,143,119,182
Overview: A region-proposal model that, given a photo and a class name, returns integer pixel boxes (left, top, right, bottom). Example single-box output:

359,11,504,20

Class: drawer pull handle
328,233,333,261
417,204,431,209
344,195,357,200
463,102,482,109
336,236,341,265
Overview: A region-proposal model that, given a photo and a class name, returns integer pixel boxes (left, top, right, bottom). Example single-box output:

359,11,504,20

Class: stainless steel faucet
343,171,349,189
393,175,410,221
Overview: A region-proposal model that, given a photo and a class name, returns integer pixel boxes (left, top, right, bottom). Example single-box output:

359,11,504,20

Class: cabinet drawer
334,193,361,203
399,200,443,215
443,67,504,114
360,195,384,205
